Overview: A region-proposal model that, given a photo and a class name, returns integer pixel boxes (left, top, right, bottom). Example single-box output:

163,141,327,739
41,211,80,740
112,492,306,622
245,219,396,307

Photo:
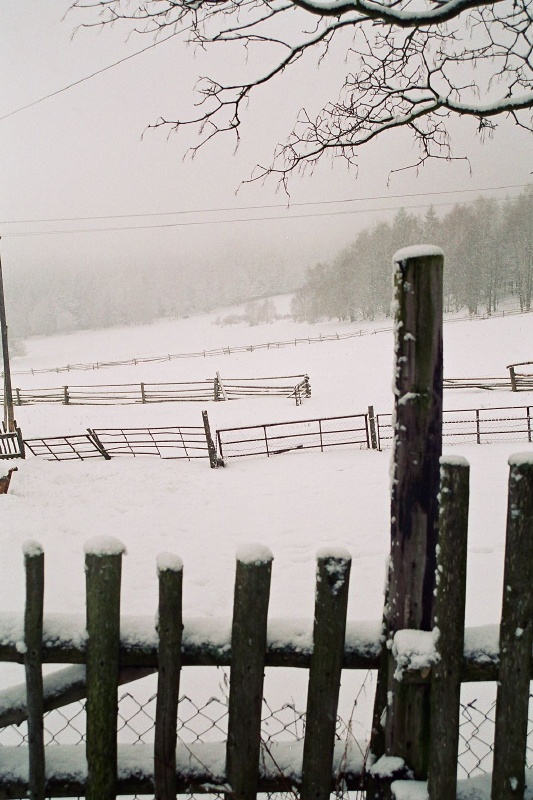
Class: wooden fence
507,361,533,391
0,451,532,798
6,374,310,407
3,252,533,798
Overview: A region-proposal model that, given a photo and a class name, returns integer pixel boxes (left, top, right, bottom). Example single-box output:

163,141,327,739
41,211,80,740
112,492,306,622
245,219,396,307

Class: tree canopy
72,0,532,185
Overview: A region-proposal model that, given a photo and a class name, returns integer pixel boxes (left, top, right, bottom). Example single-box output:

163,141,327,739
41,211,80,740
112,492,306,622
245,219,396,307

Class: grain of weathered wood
491,455,533,800
24,545,46,800
371,249,444,789
428,457,470,800
85,547,123,800
301,552,351,800
154,559,183,800
226,548,272,800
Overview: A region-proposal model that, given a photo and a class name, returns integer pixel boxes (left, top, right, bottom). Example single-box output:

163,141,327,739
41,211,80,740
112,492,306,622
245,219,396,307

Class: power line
0,183,528,227
1,193,527,238
0,28,184,123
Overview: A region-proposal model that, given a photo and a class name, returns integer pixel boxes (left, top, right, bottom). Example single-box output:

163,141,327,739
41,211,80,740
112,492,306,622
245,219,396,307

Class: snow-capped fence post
23,541,46,800
491,453,533,800
301,550,351,800
85,537,125,800
428,457,470,800
226,546,273,800
154,554,183,800
370,246,444,789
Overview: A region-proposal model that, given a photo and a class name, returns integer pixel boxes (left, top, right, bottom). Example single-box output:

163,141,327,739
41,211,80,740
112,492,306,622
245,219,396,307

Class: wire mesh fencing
376,405,533,449
1,672,529,797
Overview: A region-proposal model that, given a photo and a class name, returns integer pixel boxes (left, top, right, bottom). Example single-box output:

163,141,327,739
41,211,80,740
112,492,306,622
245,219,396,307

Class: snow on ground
1,300,532,763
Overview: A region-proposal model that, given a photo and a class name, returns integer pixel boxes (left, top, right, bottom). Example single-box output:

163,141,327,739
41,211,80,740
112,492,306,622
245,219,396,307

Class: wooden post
226,546,273,800
527,406,531,444
23,541,45,800
301,550,351,800
491,454,533,800
216,372,228,401
140,383,146,404
428,457,470,800
371,247,444,787
85,537,125,800
63,386,69,405
202,410,219,468
368,405,378,450
475,409,481,444
15,388,21,406
304,374,311,398
509,365,517,392
154,553,183,800
0,244,15,432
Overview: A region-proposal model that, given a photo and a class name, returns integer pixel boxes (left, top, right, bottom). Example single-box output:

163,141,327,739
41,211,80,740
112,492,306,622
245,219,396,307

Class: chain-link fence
2,671,530,797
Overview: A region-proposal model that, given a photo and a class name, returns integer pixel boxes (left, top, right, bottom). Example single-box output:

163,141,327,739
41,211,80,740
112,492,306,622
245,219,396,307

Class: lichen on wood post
23,540,45,800
226,545,272,800
491,453,533,800
370,246,444,789
85,536,125,800
301,550,351,800
428,456,470,799
154,553,183,800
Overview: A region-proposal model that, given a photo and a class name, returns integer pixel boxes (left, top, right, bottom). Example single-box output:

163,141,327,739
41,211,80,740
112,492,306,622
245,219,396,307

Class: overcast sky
1,1,532,286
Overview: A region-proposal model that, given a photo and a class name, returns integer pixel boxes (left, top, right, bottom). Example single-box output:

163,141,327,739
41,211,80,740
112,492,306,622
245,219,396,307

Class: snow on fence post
428,456,470,800
23,540,45,800
154,553,183,800
85,536,125,800
508,365,517,392
301,550,351,800
370,246,444,788
62,386,69,405
491,453,533,800
226,545,273,800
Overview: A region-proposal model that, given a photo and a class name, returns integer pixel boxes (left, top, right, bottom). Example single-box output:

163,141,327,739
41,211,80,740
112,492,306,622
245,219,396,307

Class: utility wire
1,194,526,237
0,28,184,123
0,183,528,228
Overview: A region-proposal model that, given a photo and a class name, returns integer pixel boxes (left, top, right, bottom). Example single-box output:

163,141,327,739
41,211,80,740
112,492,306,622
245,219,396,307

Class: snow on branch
70,0,533,185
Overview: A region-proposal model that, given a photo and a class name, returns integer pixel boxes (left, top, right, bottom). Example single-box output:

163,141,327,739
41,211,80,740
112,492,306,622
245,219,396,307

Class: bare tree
71,0,533,187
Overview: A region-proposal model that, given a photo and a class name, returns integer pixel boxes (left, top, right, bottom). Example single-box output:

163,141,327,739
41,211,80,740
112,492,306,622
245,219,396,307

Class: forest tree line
291,188,533,323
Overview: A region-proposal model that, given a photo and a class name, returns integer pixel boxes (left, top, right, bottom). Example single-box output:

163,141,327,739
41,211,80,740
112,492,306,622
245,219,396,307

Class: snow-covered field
1,298,532,789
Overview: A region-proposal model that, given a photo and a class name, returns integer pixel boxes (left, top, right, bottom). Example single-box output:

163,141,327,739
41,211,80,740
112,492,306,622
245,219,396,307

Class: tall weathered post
369,246,443,790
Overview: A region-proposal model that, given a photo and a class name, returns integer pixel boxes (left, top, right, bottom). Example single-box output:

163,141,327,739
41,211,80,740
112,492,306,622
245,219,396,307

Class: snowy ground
1,298,532,783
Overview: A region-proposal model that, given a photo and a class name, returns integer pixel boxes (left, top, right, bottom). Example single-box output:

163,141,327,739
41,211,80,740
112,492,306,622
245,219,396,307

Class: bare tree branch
71,0,533,184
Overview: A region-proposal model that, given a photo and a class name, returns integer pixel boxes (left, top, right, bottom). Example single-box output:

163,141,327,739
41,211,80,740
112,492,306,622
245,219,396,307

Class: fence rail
216,413,370,460
7,306,532,378
7,375,310,407
376,405,532,449
507,361,533,391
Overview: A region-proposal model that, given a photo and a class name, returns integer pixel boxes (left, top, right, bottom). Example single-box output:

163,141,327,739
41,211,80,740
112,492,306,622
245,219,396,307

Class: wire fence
0,673,524,798
216,414,370,460
376,405,533,449
8,306,532,378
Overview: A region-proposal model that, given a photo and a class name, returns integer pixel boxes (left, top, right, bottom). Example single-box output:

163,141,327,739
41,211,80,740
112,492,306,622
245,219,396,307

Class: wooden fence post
428,457,470,800
491,453,533,800
140,383,146,403
24,540,45,800
368,406,378,450
202,410,219,468
85,537,125,800
226,545,273,800
154,553,183,800
301,550,351,800
370,246,443,790
509,365,517,392
63,386,69,405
